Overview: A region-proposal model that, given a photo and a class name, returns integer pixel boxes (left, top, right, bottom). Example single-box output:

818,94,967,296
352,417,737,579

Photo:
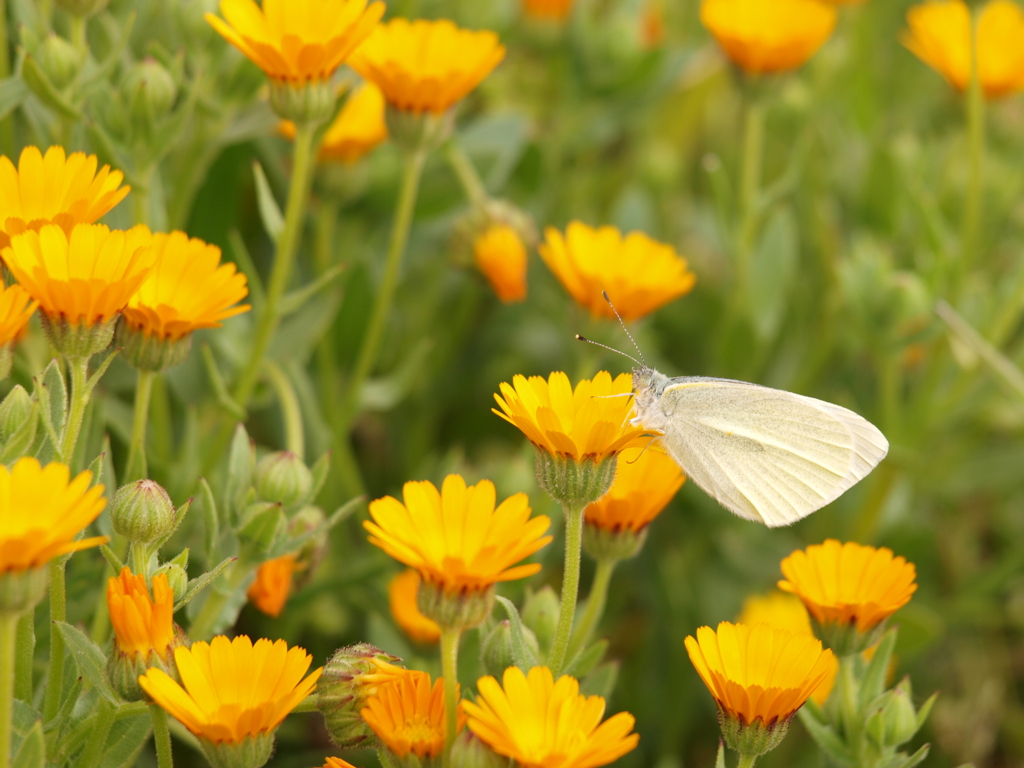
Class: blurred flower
281,83,389,164
0,282,36,346
389,569,441,644
204,0,384,84
463,666,639,768
0,146,130,248
108,567,175,658
539,222,695,321
474,224,528,303
361,668,464,760
350,19,506,114
247,554,298,618
700,0,837,74
903,0,1024,98
317,645,405,748
584,444,684,534
523,0,575,20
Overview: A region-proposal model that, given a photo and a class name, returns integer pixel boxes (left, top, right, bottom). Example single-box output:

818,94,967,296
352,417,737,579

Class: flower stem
439,627,461,768
737,754,758,768
838,654,863,763
61,356,92,467
77,698,115,768
150,704,173,768
961,7,985,288
42,560,67,722
548,503,585,676
14,612,33,702
566,557,617,661
338,147,428,433
445,141,488,206
0,612,18,768
736,95,765,304
70,16,86,53
264,362,304,460
124,369,156,483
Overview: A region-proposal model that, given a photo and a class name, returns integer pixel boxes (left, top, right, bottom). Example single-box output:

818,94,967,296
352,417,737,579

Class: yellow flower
700,0,837,74
361,668,464,759
282,83,388,163
366,474,552,594
474,224,528,304
247,553,298,618
523,0,575,20
0,146,130,248
737,592,838,705
463,666,639,768
139,635,322,743
122,231,250,342
2,223,154,327
778,540,918,634
0,458,107,574
685,621,835,725
350,19,506,114
107,567,175,657
0,281,36,346
903,0,1024,98
389,569,441,644
584,444,684,534
204,0,384,83
493,371,647,461
539,222,695,321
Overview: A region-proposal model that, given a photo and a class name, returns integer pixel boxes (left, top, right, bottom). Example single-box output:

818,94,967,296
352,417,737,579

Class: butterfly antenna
602,291,647,367
575,335,642,367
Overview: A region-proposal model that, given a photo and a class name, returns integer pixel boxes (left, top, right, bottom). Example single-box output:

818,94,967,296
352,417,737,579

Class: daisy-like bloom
247,553,298,618
778,540,918,654
281,84,388,164
464,666,639,768
361,668,464,760
700,0,838,75
523,0,575,20
903,0,1024,98
474,223,528,304
350,19,506,115
389,569,441,644
539,222,695,322
0,146,130,248
686,622,835,754
139,635,321,766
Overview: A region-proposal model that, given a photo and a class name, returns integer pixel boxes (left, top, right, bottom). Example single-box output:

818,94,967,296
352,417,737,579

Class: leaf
563,639,608,679
267,495,362,560
936,300,1024,401
201,344,245,421
797,708,853,766
199,477,220,563
580,660,618,700
748,206,798,341
0,76,28,122
100,545,125,573
1,400,38,463
21,53,81,119
99,710,152,768
228,229,265,313
860,628,898,707
715,741,726,768
12,720,44,768
86,349,120,390
308,451,330,503
175,556,236,611
915,692,938,732
34,360,66,460
890,744,930,768
53,622,119,705
280,263,347,317
253,161,284,241
225,423,255,522
495,596,538,670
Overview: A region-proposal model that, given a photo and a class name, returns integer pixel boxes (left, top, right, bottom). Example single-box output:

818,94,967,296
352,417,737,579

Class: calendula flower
281,84,388,164
108,568,175,657
0,146,130,248
361,668,464,760
700,0,838,74
464,666,639,768
317,645,405,748
523,0,575,20
350,19,506,115
903,0,1024,98
389,569,441,644
247,553,298,618
585,445,684,534
539,222,695,321
0,281,36,346
474,224,528,303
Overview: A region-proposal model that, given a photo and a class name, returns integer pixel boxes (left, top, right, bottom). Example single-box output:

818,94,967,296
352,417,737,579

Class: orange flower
361,668,465,759
281,83,389,163
247,553,298,617
474,224,528,303
389,569,441,644
523,0,575,20
107,567,175,657
584,444,684,534
324,760,358,768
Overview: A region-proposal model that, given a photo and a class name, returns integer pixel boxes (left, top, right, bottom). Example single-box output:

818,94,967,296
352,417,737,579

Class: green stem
188,560,250,641
737,754,758,768
445,141,488,206
439,628,461,768
60,356,92,467
42,560,66,722
70,15,86,53
150,704,173,768
736,96,765,305
264,362,304,460
130,542,152,581
547,503,585,676
338,148,427,433
77,699,115,768
566,557,617,661
124,369,155,483
0,613,18,768
961,8,985,288
13,612,33,702
839,654,863,763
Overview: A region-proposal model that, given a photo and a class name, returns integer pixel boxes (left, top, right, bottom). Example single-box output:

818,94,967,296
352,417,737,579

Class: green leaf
715,741,726,768
915,692,938,732
225,423,255,522
0,76,28,122
280,263,347,317
100,544,125,573
12,720,44,768
34,360,66,460
748,206,797,341
1,400,38,464
860,628,898,707
308,451,330,503
936,300,1024,402
495,596,538,670
797,708,853,766
99,710,152,768
890,744,930,768
564,639,608,679
580,660,618,699
199,477,221,563
201,344,245,422
86,349,120,391
253,161,284,241
175,556,236,611
228,229,265,313
267,495,362,560
53,622,119,705
21,53,81,119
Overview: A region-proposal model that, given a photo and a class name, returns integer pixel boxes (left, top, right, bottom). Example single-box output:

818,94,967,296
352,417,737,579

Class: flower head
389,569,441,644
281,83,388,164
523,0,575,20
700,0,837,74
317,644,405,748
463,666,639,768
0,282,36,346
0,146,130,248
903,0,1024,98
361,668,464,759
247,554,298,618
366,474,552,594
539,222,695,321
584,444,684,534
108,567,175,657
205,0,384,83
350,19,506,114
139,635,322,743
474,224,528,304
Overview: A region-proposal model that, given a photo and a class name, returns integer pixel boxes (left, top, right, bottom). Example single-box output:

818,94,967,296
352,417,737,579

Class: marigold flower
700,0,837,74
903,0,1024,98
108,567,175,657
584,444,684,534
463,666,639,768
474,224,528,303
0,146,130,248
0,282,36,346
361,668,464,759
247,553,298,618
281,84,388,164
539,222,695,321
523,0,575,20
204,0,384,84
366,474,552,594
139,635,322,743
389,569,441,644
350,19,506,114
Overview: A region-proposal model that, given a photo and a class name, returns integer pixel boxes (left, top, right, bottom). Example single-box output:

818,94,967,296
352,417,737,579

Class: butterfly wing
654,378,889,527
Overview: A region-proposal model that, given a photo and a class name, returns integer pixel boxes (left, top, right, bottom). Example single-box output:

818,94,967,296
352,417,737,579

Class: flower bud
106,622,188,701
38,35,82,91
153,562,188,604
418,579,494,632
582,521,648,563
55,0,110,18
521,586,560,655
0,385,33,443
866,678,927,749
480,619,540,678
534,450,617,511
718,710,790,757
111,480,177,546
451,731,507,768
115,322,192,372
123,59,178,135
317,643,403,748
255,451,313,511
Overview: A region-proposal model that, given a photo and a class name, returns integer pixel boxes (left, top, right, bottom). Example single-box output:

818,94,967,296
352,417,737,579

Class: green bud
867,678,925,748
0,567,49,617
269,79,335,126
38,35,82,91
199,733,275,768
386,104,455,154
718,709,790,757
111,480,178,546
255,451,313,511
582,522,648,563
521,586,560,655
451,731,507,768
0,385,33,442
40,313,115,360
534,450,617,510
480,619,540,678
115,322,192,372
317,643,402,748
418,579,494,632
123,59,178,136
55,0,110,18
